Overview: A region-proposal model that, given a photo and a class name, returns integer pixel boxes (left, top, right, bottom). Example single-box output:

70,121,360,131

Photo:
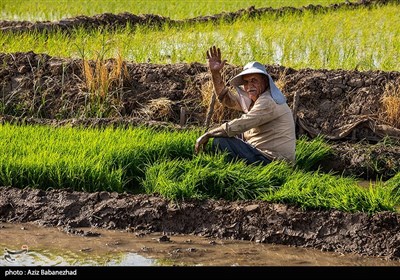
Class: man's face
242,73,267,102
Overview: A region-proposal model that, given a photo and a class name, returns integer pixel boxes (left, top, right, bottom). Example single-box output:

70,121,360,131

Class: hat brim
229,68,267,87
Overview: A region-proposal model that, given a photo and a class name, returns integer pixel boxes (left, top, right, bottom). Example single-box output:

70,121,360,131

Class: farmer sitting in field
194,46,296,166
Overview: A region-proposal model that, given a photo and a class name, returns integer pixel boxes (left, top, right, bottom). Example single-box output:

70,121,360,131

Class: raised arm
206,46,228,99
195,46,232,155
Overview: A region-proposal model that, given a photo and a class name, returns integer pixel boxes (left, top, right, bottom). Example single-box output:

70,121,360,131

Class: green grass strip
0,123,199,192
0,123,399,213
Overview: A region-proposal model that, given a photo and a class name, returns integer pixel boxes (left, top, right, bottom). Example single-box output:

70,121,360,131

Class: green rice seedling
261,170,341,210
260,170,398,213
141,157,210,201
142,153,292,201
190,155,290,200
385,173,400,189
0,124,127,191
385,172,400,202
295,134,332,171
1,123,399,213
0,124,199,192
360,180,400,213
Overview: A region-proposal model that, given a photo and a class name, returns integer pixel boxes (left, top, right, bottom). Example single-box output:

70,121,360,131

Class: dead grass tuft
139,97,174,121
379,80,400,128
80,51,130,117
83,53,129,101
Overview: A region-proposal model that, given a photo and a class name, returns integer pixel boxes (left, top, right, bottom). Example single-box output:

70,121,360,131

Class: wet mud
1,222,398,266
1,187,400,262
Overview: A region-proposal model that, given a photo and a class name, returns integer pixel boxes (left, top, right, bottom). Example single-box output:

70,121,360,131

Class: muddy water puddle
0,222,399,267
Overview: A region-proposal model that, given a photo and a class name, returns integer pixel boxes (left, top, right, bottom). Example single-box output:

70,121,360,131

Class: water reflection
1,248,154,266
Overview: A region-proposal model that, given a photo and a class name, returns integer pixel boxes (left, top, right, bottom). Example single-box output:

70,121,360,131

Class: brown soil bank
1,186,400,261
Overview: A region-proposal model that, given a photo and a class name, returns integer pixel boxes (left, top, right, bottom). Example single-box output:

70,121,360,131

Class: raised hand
206,46,227,73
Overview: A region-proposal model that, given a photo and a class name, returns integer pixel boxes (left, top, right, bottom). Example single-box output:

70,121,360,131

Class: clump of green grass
385,173,400,198
142,154,292,201
260,170,400,213
295,134,332,171
0,123,199,192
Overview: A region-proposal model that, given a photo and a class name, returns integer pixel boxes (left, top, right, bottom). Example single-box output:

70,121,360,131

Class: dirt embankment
1,186,400,261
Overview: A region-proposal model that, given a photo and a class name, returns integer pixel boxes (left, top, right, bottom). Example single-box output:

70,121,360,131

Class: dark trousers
212,137,272,166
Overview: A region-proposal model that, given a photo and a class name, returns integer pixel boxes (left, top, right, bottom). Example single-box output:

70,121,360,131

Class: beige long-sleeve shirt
218,90,296,163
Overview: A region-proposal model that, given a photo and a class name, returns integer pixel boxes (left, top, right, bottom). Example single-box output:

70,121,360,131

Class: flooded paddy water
1,222,399,267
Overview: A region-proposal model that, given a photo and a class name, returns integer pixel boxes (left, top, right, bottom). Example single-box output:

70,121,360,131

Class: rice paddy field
1,0,400,264
1,0,399,70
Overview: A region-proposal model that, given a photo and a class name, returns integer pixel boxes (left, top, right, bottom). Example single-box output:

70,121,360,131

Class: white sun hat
229,61,286,104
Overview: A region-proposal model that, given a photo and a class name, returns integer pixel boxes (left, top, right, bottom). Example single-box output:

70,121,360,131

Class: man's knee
212,137,230,152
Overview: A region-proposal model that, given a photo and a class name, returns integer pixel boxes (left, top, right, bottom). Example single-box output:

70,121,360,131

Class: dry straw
380,79,400,129
138,97,175,121
83,53,129,101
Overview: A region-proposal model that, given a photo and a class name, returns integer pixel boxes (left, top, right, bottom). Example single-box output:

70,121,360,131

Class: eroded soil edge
0,186,399,261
